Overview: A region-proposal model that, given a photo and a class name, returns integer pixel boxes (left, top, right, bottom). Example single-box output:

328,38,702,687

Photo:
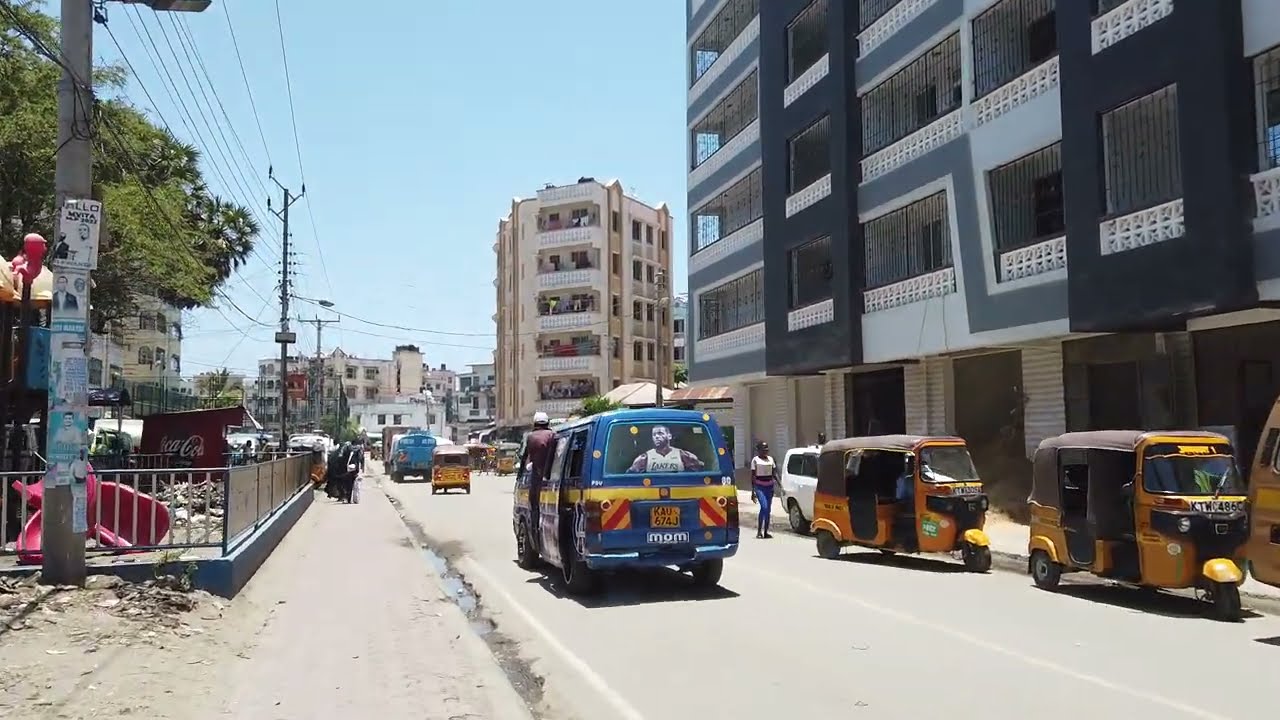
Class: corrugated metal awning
669,385,733,402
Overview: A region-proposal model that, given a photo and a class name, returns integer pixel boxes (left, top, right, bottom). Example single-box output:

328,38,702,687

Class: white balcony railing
537,267,601,290
785,173,832,218
861,110,964,183
858,0,940,58
971,57,1059,128
787,297,835,331
539,355,600,374
536,399,581,417
1252,166,1280,226
998,236,1067,283
694,321,764,362
1098,198,1185,256
1091,0,1173,54
783,53,829,108
537,182,595,204
537,311,600,332
538,225,602,249
864,267,957,313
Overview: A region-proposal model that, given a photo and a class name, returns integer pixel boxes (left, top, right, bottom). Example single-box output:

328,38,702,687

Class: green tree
673,363,688,385
195,368,243,409
0,1,260,331
578,395,623,416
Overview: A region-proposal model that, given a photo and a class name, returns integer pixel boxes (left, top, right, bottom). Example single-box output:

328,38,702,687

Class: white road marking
738,564,1229,720
457,558,648,720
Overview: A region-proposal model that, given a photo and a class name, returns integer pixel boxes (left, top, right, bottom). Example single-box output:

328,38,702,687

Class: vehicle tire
563,552,598,596
787,500,809,535
691,559,724,589
1209,582,1243,622
515,520,539,570
962,543,992,573
879,548,897,556
1030,550,1062,590
465,486,471,495
391,472,403,483
816,530,841,560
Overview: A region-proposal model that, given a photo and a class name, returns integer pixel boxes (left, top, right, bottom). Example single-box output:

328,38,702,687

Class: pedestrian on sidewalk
749,441,779,539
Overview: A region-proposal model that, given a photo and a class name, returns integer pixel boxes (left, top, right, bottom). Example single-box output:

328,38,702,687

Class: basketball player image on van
626,424,706,473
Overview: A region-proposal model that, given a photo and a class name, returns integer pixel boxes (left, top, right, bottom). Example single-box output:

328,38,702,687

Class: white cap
533,411,550,425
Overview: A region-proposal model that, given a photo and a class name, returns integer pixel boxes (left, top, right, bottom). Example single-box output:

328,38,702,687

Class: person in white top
748,442,779,539
626,425,704,473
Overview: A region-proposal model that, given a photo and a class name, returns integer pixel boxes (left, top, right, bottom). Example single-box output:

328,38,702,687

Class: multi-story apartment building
87,295,192,416
743,0,1280,480
686,0,768,463
494,177,674,424
458,362,496,427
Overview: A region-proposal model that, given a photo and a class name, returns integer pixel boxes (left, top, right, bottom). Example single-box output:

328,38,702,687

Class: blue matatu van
512,408,739,595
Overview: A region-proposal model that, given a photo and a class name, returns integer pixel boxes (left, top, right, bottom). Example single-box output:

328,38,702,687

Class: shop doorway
845,368,905,437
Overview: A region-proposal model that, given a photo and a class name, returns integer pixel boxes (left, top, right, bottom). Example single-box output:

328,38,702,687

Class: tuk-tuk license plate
650,506,681,527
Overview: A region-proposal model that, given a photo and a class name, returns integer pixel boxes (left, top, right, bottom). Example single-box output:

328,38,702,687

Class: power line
293,295,593,340
273,0,305,184
219,0,272,167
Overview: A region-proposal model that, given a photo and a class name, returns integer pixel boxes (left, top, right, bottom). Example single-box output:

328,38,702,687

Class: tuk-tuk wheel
1030,550,1062,590
691,559,724,588
815,530,841,560
962,543,992,573
1208,582,1243,622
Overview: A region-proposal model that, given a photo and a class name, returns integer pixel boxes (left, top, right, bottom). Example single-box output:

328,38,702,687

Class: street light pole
655,270,669,408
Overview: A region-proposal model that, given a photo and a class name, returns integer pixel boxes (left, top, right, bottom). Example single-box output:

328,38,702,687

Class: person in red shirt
520,412,557,518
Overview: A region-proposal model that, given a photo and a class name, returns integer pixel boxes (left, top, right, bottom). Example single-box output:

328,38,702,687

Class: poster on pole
54,198,101,271
45,262,91,488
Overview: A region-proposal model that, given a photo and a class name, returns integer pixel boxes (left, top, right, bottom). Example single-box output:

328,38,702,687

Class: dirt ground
0,571,251,719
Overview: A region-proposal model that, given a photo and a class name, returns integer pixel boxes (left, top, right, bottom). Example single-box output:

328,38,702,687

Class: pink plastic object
15,511,123,565
10,233,47,283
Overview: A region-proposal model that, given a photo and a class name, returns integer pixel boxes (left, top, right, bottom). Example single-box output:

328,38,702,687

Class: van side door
563,429,591,554
539,435,570,569
1248,407,1280,588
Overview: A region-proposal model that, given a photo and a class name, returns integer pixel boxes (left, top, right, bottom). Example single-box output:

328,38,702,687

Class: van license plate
650,506,681,527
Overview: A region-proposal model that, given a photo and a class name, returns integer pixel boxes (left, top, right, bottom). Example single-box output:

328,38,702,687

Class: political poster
53,199,101,271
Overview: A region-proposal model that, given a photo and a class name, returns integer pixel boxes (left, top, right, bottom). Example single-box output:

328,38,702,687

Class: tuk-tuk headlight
1177,517,1192,533
980,496,989,511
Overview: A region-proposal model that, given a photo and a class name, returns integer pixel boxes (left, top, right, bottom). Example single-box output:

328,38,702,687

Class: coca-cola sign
142,407,244,468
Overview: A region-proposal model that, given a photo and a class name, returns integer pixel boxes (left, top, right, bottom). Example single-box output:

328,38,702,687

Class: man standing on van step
521,412,557,520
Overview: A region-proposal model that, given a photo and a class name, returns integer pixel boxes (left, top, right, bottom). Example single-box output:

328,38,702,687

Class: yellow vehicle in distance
1028,431,1248,621
431,445,472,495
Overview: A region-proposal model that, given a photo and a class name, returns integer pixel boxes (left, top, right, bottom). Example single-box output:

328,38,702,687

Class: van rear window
604,422,717,474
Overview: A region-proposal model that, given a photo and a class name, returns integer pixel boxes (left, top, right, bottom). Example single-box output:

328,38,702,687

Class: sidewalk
736,489,1280,601
207,478,533,719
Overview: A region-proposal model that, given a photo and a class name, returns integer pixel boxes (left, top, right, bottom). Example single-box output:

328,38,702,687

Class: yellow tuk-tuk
495,442,519,475
811,435,992,572
1028,430,1248,620
431,446,472,495
308,442,327,487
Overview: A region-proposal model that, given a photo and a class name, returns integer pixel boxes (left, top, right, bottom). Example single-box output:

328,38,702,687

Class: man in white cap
520,412,557,518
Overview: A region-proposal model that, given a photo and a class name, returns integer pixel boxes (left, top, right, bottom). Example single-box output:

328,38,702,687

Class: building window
674,345,686,362
139,313,155,331
646,304,655,322
1253,45,1280,171
862,33,961,156
697,268,764,340
364,367,378,380
862,191,951,288
674,318,686,335
690,0,760,85
633,300,643,321
138,346,153,366
692,69,759,169
692,166,762,253
971,0,1057,99
631,219,642,240
647,343,655,361
659,229,667,249
1101,84,1182,217
393,414,402,424
611,251,621,275
787,0,828,82
645,225,654,244
612,337,621,358
172,356,181,374
1092,0,1126,15
788,115,831,193
632,260,642,280
611,210,619,232
859,0,901,30
612,294,621,317
154,348,166,369
88,358,103,386
633,341,644,361
645,265,655,283
988,142,1064,256
155,313,167,335
377,414,386,425
345,367,356,379
788,235,833,309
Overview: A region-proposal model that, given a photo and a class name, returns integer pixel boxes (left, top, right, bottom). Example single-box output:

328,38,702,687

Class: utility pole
298,315,337,428
268,170,303,447
655,269,668,408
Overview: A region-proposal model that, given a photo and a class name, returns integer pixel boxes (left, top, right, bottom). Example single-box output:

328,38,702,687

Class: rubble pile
0,572,217,634
155,480,226,533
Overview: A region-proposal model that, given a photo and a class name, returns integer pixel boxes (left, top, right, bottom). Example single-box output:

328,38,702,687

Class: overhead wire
219,0,271,167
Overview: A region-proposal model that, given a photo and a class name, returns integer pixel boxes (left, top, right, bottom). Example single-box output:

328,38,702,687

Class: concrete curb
736,501,1280,614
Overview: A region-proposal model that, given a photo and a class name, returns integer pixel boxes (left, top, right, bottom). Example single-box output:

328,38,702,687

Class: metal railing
692,166,762,253
1,453,312,562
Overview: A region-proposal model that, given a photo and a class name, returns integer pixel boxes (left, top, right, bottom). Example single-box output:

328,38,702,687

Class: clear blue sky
96,0,690,380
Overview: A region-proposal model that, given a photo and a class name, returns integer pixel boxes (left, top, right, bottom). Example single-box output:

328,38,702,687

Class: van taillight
725,495,739,528
585,499,604,533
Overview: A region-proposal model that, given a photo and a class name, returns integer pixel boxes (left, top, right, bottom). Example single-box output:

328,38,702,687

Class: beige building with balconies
494,177,674,425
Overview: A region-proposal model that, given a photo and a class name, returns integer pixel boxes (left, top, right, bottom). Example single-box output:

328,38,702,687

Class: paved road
380,470,1280,720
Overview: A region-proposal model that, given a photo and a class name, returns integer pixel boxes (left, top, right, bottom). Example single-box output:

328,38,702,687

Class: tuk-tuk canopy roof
821,434,965,455
1034,430,1230,455
432,445,469,457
